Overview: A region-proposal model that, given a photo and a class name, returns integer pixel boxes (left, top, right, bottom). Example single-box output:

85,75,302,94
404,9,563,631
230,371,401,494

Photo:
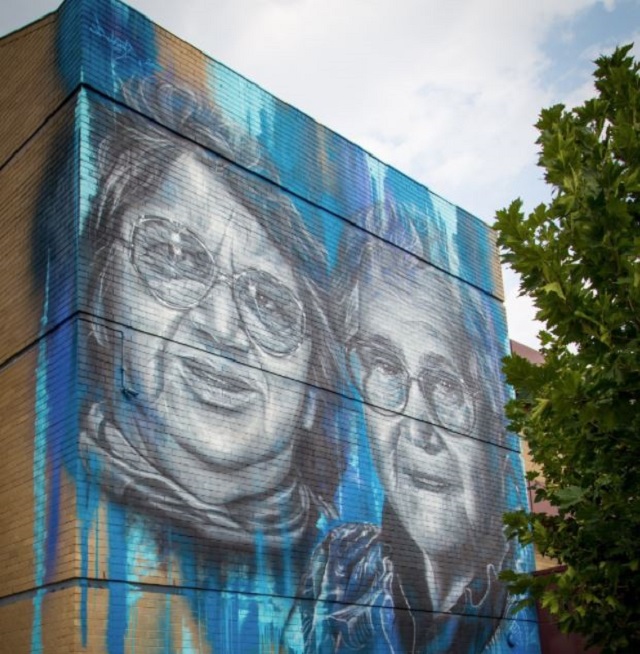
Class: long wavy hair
80,74,344,550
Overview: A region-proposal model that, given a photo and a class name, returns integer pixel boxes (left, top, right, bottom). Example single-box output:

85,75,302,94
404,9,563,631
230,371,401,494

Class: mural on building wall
5,0,542,652
297,207,519,653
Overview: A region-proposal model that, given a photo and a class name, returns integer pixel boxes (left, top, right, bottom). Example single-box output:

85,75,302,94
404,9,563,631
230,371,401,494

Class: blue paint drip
31,259,51,654
335,392,384,525
251,530,267,652
323,217,344,275
106,501,128,654
211,63,275,142
77,90,100,240
181,618,197,654
365,153,387,206
162,593,174,654
44,440,61,582
77,451,102,647
43,323,77,583
203,574,220,651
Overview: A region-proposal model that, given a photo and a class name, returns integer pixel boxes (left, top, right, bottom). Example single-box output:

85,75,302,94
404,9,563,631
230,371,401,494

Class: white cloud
502,266,544,349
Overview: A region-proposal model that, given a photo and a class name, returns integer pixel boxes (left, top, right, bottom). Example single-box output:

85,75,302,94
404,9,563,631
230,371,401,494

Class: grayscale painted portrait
79,76,341,555
300,200,513,654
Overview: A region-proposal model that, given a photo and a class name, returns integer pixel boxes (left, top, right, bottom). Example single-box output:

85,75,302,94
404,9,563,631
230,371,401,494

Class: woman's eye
256,290,276,311
257,295,280,322
145,241,172,259
371,355,402,378
434,375,465,405
255,290,294,327
140,242,178,274
175,247,207,271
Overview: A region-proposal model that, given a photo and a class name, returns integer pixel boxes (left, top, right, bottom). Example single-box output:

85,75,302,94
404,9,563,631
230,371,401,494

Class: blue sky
2,0,639,347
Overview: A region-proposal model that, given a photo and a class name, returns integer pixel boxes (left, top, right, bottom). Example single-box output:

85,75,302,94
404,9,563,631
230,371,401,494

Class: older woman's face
352,268,490,568
103,153,312,505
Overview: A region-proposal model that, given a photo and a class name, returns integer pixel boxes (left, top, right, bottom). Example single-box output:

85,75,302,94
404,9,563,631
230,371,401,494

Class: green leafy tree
495,44,640,653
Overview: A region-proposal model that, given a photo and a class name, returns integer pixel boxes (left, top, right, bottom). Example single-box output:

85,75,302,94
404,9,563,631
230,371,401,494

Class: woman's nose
188,280,251,353
397,414,446,455
404,377,431,420
403,380,446,454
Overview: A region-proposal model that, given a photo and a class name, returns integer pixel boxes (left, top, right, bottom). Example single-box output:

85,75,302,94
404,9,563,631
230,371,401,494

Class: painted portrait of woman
77,74,344,650
297,201,524,654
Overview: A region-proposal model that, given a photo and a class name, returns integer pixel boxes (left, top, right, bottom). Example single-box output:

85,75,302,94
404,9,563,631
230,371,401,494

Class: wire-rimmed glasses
347,338,477,433
129,215,306,356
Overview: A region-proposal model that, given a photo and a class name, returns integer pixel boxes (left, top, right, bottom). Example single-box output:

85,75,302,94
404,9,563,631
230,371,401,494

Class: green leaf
542,282,566,299
554,485,585,509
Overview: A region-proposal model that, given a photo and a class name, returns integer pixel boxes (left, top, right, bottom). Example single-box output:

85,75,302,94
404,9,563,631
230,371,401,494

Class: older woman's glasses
130,216,306,356
347,340,476,434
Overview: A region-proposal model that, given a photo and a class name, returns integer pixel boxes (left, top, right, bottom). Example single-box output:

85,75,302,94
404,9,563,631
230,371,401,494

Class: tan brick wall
0,14,67,168
0,98,78,365
0,586,80,654
0,343,79,599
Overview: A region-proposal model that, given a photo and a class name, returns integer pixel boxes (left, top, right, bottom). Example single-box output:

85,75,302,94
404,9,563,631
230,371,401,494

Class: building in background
510,341,553,573
0,1,541,651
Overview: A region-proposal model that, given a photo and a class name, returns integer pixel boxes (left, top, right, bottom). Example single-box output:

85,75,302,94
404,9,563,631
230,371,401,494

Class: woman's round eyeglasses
129,216,306,357
347,339,477,434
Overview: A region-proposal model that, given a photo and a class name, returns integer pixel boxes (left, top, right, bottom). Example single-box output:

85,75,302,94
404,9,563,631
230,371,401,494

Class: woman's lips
178,355,259,410
404,469,453,494
397,440,458,495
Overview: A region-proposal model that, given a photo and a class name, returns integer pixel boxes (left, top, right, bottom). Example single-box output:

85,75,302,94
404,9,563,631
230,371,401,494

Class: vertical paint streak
43,326,77,585
74,102,88,641
126,589,141,654
163,594,173,654
44,442,61,581
181,618,197,654
365,154,387,206
31,259,50,654
210,64,275,143
77,90,99,240
253,531,268,653
107,501,128,654
281,527,293,600
79,458,102,647
335,397,384,525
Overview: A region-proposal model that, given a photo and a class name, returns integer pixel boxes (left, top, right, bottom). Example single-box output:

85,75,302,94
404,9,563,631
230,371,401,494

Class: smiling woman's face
102,153,312,505
355,267,489,568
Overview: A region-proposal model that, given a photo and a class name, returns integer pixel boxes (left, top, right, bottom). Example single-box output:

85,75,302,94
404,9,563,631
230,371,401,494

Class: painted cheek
380,428,400,485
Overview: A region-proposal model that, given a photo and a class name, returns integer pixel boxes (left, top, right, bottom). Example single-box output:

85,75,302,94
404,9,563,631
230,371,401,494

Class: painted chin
177,355,261,412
